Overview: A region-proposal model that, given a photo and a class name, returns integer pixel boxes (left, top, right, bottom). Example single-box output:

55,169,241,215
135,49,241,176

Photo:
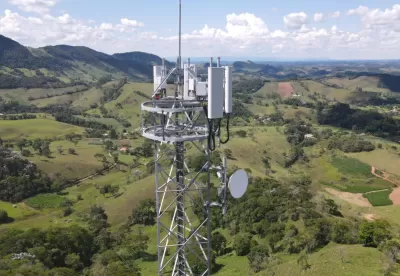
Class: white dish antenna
228,169,248,199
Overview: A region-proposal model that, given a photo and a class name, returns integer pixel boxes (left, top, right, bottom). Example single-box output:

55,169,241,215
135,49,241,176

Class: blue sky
1,0,400,59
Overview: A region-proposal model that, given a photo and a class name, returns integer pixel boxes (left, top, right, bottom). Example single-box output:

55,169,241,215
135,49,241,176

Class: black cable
203,105,215,152
220,114,230,144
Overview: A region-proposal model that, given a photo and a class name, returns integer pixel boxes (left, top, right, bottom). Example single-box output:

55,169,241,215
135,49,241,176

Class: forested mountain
0,35,169,87
113,51,174,67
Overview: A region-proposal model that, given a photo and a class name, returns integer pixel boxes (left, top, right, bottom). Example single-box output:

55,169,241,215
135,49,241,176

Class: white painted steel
224,66,233,114
207,67,224,119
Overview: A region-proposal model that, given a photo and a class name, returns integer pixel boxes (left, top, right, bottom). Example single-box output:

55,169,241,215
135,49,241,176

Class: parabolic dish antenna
228,169,248,199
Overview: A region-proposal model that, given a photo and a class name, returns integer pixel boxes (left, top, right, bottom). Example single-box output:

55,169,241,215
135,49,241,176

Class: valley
2,34,400,275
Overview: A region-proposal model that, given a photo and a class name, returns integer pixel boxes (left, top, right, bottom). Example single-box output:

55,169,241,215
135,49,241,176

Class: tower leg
176,141,185,275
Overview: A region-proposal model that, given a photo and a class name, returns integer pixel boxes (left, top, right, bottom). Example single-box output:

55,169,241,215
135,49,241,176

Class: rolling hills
0,35,171,88
2,47,400,275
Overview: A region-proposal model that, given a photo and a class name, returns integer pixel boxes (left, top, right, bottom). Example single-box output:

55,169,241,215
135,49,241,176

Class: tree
234,233,251,256
0,210,9,223
130,199,156,226
104,140,114,150
359,220,392,247
223,148,233,160
88,205,109,234
65,253,83,271
106,261,141,276
112,152,119,163
248,245,270,273
21,149,31,157
110,129,118,139
211,232,227,256
94,153,106,162
16,139,26,151
68,148,76,155
63,207,73,217
323,199,341,216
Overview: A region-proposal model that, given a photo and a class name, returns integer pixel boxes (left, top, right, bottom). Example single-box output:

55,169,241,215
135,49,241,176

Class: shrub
0,210,9,223
211,232,227,256
235,130,247,138
359,220,392,247
234,233,251,256
248,245,270,273
21,149,31,157
63,207,73,217
130,199,156,226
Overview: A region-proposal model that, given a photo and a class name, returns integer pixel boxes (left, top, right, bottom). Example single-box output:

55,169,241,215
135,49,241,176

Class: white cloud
1,6,400,59
0,9,149,53
348,5,400,30
283,12,308,29
314,11,340,23
331,11,341,18
8,0,58,14
120,18,144,27
347,6,369,16
314,13,325,22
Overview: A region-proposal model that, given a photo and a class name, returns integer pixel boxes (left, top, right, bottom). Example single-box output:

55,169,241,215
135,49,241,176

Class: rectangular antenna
224,66,233,113
208,67,224,119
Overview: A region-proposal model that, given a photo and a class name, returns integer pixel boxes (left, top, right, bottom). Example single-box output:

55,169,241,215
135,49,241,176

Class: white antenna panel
189,79,195,91
224,66,233,114
184,64,196,100
197,82,207,96
153,65,167,91
228,169,248,199
207,67,224,119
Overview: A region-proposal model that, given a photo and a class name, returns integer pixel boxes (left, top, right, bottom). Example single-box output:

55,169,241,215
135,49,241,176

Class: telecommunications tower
140,1,248,275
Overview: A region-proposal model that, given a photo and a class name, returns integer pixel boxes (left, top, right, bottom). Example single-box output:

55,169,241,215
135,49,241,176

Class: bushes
233,233,251,256
328,135,375,153
359,220,392,247
0,210,9,224
0,147,52,202
248,245,270,273
235,130,247,138
130,199,156,226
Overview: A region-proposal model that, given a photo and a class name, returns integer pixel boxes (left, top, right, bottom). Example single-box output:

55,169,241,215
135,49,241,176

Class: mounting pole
178,0,182,69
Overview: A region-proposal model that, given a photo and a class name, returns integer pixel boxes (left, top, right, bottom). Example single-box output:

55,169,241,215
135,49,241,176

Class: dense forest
0,205,147,275
0,146,52,202
317,102,400,136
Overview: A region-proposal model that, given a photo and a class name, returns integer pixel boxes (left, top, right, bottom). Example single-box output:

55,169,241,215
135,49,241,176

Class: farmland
2,62,400,275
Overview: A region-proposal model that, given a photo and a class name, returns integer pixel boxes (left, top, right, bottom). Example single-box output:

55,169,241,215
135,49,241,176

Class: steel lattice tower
140,1,213,274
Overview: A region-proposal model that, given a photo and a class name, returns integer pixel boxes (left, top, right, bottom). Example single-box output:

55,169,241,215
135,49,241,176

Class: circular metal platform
141,99,209,143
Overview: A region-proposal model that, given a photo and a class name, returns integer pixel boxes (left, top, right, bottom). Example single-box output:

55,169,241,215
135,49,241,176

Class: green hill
0,35,170,88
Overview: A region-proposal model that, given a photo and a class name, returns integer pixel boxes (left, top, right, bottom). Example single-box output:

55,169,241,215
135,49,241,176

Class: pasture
27,140,108,180
325,76,391,94
0,119,84,140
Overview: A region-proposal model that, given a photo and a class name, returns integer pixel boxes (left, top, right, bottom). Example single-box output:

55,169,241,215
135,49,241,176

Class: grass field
301,80,369,103
0,85,87,104
331,156,372,177
363,190,393,206
26,194,69,209
325,76,391,94
0,201,37,220
0,119,84,140
253,82,279,98
139,242,386,276
27,140,108,180
349,148,400,176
